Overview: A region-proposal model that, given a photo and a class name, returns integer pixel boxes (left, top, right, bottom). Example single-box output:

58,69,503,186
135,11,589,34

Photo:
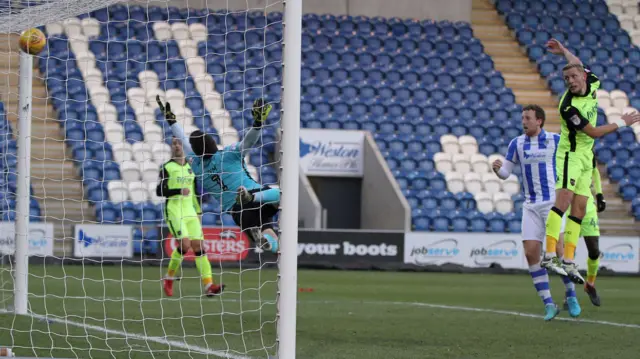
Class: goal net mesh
0,0,285,358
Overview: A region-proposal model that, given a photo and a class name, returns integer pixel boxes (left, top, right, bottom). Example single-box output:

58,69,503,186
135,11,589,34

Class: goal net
0,0,300,358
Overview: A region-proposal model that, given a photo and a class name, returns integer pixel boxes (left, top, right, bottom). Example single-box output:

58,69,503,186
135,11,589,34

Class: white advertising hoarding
575,237,639,273
299,129,364,177
404,233,640,273
404,232,526,269
74,224,133,258
0,222,54,257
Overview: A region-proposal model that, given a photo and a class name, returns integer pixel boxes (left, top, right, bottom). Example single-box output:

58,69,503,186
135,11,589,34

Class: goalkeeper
540,39,640,283
157,96,280,253
157,137,224,297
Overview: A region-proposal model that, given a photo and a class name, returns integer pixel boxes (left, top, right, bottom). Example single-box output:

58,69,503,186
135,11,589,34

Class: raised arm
156,96,196,158
237,98,272,153
493,138,518,180
546,38,581,65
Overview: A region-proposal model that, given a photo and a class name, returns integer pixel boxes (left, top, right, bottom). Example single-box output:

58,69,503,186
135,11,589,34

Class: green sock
587,257,600,284
194,253,213,287
167,249,183,278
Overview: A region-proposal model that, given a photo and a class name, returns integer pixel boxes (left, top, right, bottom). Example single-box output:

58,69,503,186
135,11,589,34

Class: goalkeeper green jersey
157,160,201,217
557,66,600,155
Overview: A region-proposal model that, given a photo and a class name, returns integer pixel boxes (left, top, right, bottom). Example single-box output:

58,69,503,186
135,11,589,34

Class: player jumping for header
158,137,224,297
558,158,606,309
540,39,640,284
157,96,281,254
493,104,574,321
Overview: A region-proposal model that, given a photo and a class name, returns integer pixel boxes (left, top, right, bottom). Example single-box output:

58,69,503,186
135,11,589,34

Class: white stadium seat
179,39,199,60
97,103,118,124
84,68,103,88
111,142,133,163
445,172,465,193
493,192,514,214
147,90,164,109
147,182,164,205
132,142,153,163
135,106,156,126
605,107,623,124
452,153,471,173
127,87,147,110
81,18,101,38
121,161,141,183
104,122,125,144
76,51,96,74
187,57,206,77
140,161,160,183
90,87,110,107
128,181,149,203
623,4,637,15
63,18,83,37
152,143,172,164
143,124,165,145
189,23,207,42
458,135,478,155
610,90,629,109
203,91,223,111
474,192,494,214
107,181,129,203
617,14,635,29
470,153,490,173
464,172,483,194
440,135,459,154
171,22,190,41
482,172,502,193
153,22,172,41
45,22,64,36
502,175,521,196
165,89,186,107
139,70,160,91
622,106,638,115
433,152,453,173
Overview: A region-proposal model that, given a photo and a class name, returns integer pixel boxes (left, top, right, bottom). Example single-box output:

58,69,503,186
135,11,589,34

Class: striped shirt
505,130,560,204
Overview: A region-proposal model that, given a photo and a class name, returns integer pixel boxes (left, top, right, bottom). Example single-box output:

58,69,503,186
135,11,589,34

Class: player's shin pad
563,216,582,261
194,251,213,287
545,207,564,255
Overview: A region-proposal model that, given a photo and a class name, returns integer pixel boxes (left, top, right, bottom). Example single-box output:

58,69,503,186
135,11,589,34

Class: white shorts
521,201,555,242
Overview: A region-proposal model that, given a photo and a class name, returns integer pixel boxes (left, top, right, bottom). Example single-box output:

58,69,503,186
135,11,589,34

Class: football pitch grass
1,265,640,359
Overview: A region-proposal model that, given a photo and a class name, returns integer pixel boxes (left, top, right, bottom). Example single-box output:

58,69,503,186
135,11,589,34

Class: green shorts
555,151,593,197
167,215,203,240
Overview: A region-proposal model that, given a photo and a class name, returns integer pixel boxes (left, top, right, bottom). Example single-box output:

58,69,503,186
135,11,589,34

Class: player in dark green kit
540,39,640,283
158,137,224,297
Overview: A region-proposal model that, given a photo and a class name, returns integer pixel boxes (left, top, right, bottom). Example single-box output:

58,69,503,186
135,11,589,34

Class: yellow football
19,28,46,55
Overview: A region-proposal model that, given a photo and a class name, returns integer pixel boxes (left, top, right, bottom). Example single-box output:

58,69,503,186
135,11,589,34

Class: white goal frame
11,0,302,357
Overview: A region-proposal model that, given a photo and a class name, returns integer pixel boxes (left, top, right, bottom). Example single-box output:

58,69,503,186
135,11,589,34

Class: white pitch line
107,296,640,330
0,309,255,359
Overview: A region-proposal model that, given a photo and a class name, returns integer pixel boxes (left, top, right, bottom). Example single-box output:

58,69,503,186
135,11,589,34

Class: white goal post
2,0,301,358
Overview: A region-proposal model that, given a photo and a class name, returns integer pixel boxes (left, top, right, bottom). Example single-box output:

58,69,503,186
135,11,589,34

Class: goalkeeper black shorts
230,186,279,231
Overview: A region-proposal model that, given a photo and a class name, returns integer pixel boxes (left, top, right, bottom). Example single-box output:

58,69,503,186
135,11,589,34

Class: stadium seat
481,173,501,193
445,172,465,193
464,172,483,194
107,180,129,203
475,192,494,214
493,192,513,214
452,153,471,173
470,153,490,173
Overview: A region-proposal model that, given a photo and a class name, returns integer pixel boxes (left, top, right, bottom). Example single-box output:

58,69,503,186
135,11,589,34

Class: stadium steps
471,0,561,134
0,34,87,254
472,0,639,236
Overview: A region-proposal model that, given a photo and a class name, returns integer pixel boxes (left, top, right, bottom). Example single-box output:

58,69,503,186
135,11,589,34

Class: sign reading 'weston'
299,129,364,177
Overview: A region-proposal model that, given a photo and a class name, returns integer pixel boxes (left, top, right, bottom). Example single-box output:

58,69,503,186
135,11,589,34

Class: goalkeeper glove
156,95,176,125
251,98,272,128
596,193,606,213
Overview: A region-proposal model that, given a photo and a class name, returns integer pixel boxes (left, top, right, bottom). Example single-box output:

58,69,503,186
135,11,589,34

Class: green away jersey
157,160,201,218
557,66,600,155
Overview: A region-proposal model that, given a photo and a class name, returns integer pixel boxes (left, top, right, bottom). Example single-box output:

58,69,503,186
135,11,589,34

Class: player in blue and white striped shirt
492,105,580,321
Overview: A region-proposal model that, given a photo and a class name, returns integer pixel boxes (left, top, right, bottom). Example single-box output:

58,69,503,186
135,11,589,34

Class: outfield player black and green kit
556,67,600,197
157,159,215,291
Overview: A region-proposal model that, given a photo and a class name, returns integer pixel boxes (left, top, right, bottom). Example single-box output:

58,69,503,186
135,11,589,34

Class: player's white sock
529,263,554,306
561,275,576,298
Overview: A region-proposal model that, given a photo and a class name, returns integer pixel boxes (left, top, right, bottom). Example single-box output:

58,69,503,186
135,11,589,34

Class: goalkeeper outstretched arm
157,96,271,157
